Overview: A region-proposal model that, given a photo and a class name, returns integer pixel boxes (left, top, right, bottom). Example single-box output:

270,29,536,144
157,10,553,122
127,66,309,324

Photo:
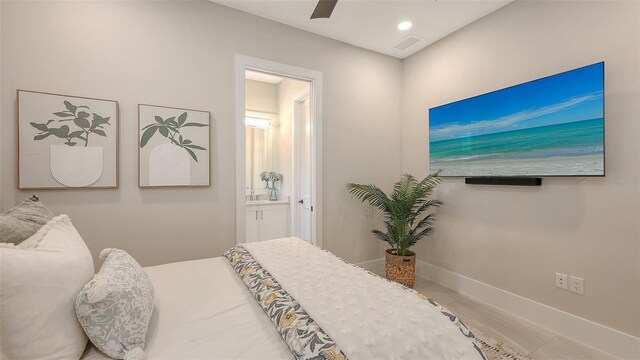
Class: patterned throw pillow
76,248,154,360
0,195,54,244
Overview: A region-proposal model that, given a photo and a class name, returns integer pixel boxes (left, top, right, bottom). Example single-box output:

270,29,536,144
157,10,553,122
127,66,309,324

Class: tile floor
413,277,619,360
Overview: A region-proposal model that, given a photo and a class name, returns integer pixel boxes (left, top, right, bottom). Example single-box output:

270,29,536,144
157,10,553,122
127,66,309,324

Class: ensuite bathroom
244,70,312,243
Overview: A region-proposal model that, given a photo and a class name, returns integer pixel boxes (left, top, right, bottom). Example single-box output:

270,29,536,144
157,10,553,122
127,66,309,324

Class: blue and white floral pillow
76,248,154,360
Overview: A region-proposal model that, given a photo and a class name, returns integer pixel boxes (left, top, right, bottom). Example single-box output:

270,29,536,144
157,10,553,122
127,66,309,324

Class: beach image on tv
429,63,604,177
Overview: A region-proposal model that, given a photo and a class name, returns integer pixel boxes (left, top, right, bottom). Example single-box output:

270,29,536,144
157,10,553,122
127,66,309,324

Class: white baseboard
356,257,640,359
415,260,640,360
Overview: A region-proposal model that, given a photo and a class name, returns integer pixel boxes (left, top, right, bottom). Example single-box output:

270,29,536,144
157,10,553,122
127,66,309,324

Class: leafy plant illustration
140,112,208,162
30,100,111,147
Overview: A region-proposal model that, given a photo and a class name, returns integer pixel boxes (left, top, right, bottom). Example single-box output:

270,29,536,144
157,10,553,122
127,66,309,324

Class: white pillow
0,214,94,360
76,248,154,360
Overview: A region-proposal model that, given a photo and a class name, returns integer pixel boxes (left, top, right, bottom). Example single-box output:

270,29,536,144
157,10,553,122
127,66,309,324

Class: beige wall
245,79,278,114
0,1,402,266
402,1,640,337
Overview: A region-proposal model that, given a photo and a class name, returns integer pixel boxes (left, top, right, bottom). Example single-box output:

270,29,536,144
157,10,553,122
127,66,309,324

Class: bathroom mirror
245,111,277,194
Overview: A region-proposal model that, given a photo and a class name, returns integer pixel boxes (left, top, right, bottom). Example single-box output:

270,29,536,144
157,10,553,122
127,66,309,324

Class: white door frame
292,91,310,239
235,54,323,247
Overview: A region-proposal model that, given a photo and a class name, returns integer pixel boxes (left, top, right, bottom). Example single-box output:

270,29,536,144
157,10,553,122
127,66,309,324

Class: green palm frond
406,226,434,249
347,172,443,256
346,183,392,214
409,199,442,225
412,213,436,233
392,174,415,201
372,229,393,248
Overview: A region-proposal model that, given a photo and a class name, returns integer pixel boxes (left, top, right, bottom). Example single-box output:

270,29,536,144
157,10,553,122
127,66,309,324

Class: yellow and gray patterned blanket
225,246,346,360
224,238,487,360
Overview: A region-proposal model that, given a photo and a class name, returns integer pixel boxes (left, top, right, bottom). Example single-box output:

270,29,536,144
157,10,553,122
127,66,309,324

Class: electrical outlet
570,276,584,295
555,273,568,289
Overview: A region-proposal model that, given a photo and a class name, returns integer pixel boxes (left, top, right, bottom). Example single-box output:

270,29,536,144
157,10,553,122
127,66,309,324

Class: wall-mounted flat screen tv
429,62,604,177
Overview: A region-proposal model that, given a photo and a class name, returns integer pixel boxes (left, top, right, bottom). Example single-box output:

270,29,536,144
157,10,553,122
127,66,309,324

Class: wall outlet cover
570,276,584,294
556,272,568,289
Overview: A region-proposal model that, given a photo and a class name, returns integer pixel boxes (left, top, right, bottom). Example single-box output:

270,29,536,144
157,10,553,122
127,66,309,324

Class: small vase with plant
347,172,442,288
261,171,283,201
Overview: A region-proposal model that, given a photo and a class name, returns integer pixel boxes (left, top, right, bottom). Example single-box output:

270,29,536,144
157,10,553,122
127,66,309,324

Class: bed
81,237,486,360
1,198,484,360
81,256,293,359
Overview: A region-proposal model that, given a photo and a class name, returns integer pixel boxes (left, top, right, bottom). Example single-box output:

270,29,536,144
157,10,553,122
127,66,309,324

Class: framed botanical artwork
17,90,119,189
138,104,210,187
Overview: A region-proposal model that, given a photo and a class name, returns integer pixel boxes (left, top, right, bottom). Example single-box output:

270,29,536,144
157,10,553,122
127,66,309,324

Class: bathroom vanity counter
245,199,290,206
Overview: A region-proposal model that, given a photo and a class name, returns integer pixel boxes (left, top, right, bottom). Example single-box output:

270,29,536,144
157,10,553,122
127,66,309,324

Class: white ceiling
213,0,513,59
246,70,284,84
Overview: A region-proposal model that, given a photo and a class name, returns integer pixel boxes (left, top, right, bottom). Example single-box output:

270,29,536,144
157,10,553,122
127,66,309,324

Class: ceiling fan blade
310,0,338,19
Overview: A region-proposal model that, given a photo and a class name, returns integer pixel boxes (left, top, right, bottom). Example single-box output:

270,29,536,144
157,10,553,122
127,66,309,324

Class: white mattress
81,257,293,360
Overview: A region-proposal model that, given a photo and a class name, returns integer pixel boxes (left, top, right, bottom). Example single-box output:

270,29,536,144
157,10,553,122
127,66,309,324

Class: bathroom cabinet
245,202,288,243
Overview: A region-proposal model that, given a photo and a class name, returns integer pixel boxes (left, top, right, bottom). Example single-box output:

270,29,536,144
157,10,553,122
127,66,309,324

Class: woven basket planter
385,248,416,288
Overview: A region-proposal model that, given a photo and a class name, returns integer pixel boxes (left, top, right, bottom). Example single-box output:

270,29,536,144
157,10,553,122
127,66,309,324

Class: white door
245,206,260,242
294,96,313,242
260,205,288,241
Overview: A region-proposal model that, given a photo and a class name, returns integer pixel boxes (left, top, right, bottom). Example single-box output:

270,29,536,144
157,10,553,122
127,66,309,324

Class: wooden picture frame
138,104,211,188
17,90,119,189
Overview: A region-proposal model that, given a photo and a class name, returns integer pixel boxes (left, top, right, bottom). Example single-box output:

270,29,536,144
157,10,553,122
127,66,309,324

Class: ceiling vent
394,35,422,50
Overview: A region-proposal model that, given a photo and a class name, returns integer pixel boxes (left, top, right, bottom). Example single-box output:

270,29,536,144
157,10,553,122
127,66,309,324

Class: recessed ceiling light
397,21,413,31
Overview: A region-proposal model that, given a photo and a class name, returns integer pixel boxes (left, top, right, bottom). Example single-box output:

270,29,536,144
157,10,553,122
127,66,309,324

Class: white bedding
243,238,483,360
81,257,293,360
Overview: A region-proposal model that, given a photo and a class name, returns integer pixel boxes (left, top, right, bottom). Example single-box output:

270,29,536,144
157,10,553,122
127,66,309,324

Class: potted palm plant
347,172,442,288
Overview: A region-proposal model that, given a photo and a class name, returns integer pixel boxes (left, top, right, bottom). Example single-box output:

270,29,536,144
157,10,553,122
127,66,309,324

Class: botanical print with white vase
18,90,118,189
138,104,210,187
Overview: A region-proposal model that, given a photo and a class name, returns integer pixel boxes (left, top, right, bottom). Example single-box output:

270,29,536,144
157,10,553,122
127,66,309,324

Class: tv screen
429,62,604,177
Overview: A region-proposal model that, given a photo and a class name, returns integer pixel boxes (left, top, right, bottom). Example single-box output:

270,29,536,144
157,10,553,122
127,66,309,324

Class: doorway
235,55,323,247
